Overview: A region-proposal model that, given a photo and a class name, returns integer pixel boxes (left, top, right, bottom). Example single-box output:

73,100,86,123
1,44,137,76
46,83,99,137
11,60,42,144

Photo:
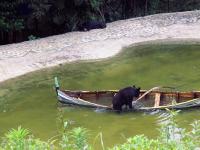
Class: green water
1,40,200,148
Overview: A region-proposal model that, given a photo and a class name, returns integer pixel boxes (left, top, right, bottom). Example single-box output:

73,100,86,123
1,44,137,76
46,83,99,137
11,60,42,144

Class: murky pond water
1,40,200,148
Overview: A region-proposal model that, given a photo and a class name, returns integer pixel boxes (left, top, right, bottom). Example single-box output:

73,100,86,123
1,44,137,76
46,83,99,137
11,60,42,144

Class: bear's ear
137,87,141,91
132,85,135,88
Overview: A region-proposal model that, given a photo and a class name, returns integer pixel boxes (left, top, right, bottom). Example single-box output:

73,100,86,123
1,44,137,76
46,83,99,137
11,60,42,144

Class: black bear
79,21,106,31
112,86,141,111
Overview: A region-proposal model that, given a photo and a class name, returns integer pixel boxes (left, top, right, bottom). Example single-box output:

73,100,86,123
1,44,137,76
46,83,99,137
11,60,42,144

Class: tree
0,0,24,44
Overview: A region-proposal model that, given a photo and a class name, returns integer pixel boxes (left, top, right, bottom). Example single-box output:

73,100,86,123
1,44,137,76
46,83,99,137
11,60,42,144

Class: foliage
69,127,89,150
0,1,24,31
89,0,105,21
0,16,24,32
59,125,90,150
148,0,160,14
28,35,38,41
1,0,200,44
1,126,53,150
0,111,200,150
110,110,200,150
56,108,90,150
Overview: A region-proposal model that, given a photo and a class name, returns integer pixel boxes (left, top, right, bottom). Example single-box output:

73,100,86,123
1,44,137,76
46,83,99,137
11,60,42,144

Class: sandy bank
1,10,200,82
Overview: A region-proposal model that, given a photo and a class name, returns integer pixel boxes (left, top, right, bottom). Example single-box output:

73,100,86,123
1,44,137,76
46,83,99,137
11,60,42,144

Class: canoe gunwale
139,97,200,110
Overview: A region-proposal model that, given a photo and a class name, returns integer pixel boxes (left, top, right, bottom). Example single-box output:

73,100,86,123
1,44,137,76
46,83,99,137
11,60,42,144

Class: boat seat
154,93,161,107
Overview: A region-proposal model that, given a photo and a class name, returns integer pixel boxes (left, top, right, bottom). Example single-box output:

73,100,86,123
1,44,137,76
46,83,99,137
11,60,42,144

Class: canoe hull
57,90,111,109
57,89,200,111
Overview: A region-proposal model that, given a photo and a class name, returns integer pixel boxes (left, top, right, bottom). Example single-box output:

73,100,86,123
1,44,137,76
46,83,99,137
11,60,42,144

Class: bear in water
79,20,106,31
112,86,141,111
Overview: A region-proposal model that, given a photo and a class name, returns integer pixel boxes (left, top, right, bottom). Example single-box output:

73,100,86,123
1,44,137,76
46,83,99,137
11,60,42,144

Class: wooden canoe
54,78,200,110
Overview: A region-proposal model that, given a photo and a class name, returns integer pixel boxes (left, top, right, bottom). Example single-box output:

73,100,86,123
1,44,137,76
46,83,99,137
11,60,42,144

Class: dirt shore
1,10,200,82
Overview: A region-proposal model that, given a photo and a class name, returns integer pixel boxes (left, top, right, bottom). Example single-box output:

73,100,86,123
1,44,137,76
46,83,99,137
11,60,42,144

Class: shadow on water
1,40,200,148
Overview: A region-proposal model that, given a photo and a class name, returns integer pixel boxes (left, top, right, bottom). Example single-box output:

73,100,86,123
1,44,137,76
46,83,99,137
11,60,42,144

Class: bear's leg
113,104,122,112
128,102,133,109
117,105,122,111
124,104,128,110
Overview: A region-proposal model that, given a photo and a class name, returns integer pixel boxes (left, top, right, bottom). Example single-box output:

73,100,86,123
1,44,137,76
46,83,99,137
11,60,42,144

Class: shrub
0,110,199,150
110,110,200,150
1,126,53,150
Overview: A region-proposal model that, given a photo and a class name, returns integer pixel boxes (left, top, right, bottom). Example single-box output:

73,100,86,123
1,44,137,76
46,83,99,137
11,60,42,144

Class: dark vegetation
0,0,200,45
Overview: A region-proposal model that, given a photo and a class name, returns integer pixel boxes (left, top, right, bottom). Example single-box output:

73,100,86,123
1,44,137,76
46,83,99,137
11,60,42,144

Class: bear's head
132,86,140,97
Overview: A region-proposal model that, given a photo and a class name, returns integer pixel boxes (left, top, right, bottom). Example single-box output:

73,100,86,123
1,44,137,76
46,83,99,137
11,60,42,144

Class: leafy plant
28,35,38,40
0,110,200,150
1,126,53,150
70,127,89,150
110,110,200,150
89,0,105,21
109,135,161,150
5,126,29,141
59,120,90,150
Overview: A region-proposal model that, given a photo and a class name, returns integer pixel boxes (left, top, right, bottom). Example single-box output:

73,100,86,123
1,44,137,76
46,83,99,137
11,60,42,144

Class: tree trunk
4,32,8,44
0,31,3,45
167,0,170,12
122,0,125,19
145,0,148,15
17,30,23,42
133,0,136,16
8,31,13,44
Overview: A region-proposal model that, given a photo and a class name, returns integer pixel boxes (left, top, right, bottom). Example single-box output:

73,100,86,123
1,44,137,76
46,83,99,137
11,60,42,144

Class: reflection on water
1,41,200,148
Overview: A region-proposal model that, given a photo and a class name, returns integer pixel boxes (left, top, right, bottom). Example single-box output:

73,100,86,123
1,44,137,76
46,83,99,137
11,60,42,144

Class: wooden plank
176,92,179,103
154,93,161,107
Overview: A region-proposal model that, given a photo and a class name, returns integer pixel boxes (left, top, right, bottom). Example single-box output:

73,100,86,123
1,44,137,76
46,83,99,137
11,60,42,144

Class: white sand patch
0,10,200,82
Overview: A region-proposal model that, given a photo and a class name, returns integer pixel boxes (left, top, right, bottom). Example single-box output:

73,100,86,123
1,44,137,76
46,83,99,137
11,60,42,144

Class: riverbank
1,10,200,82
